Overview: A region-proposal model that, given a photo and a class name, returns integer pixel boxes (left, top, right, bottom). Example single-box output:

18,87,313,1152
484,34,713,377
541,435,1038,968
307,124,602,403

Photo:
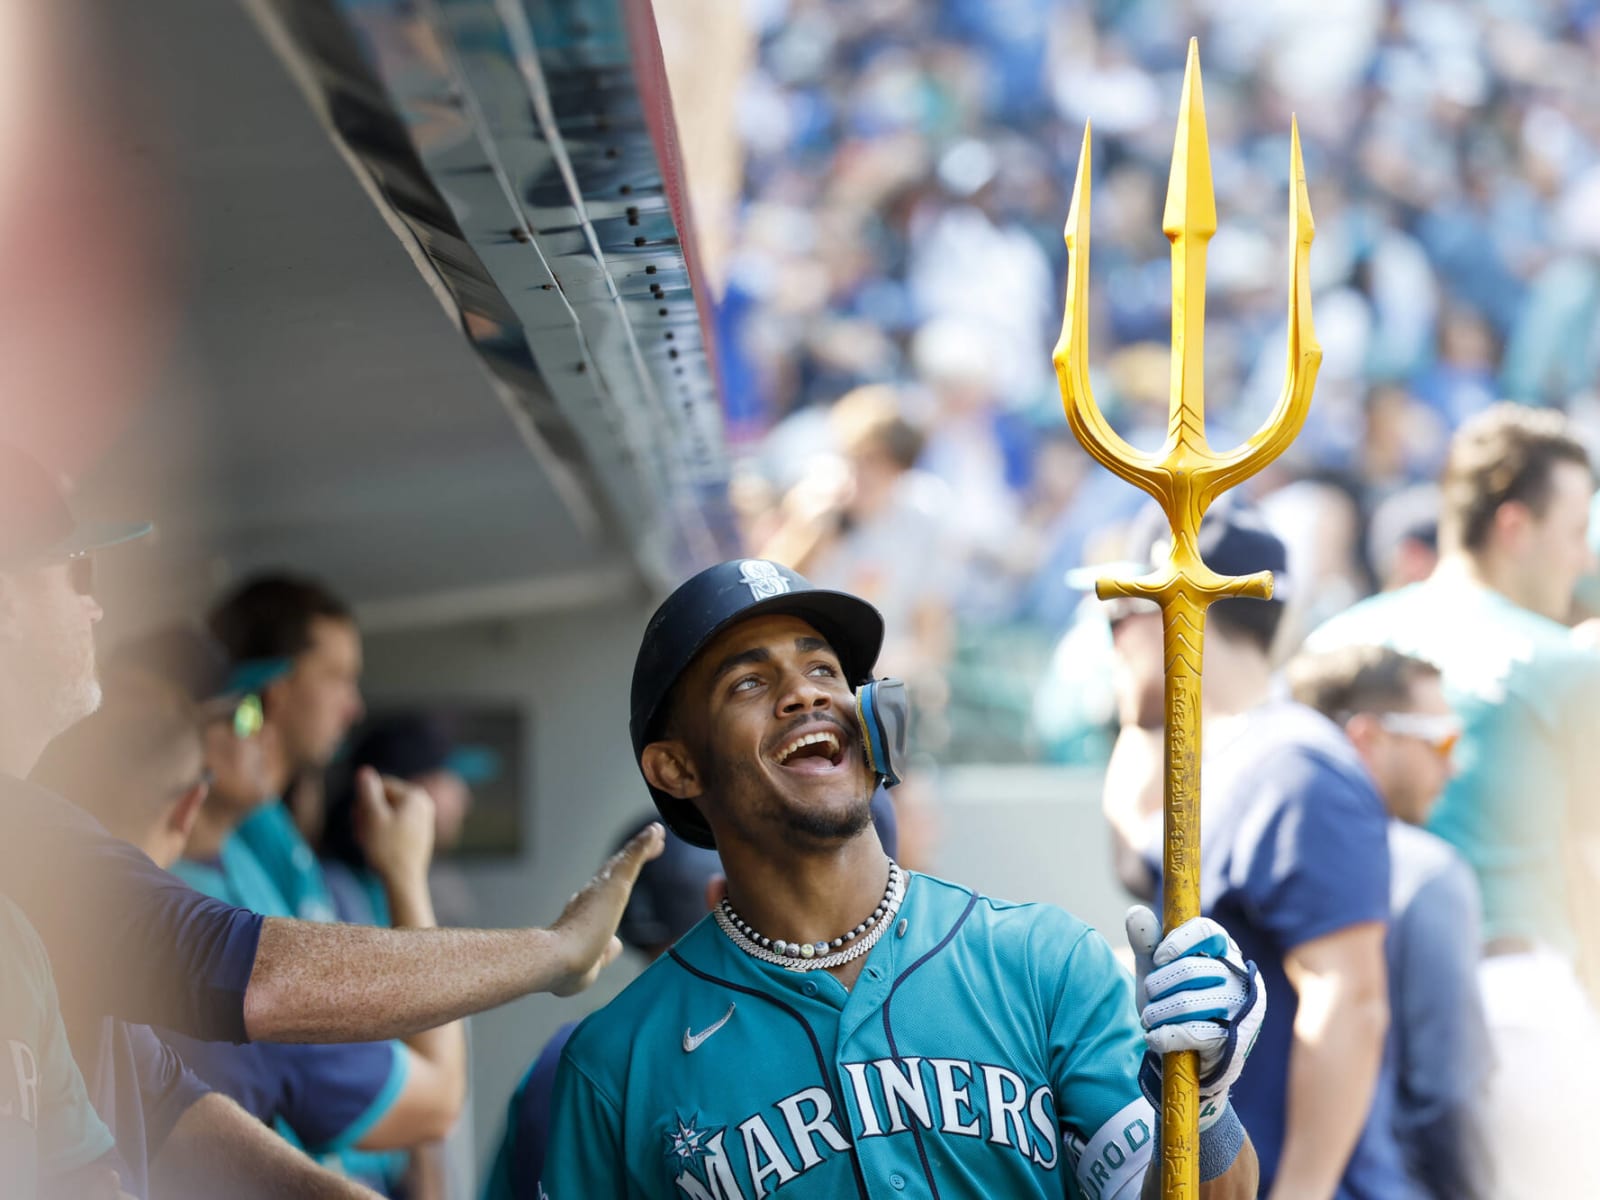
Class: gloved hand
1127,906,1265,1129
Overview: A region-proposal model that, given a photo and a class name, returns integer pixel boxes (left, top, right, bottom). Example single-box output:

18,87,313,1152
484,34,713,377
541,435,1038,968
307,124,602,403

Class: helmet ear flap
855,679,909,788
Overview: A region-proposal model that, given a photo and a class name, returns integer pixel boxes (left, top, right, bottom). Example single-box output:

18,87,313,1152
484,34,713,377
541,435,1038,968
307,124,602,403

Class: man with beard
38,629,468,1194
540,560,1266,1199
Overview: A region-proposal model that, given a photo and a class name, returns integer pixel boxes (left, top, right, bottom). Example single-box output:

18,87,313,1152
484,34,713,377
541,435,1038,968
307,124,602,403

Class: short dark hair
1440,403,1591,553
1287,644,1441,722
209,573,354,663
1208,597,1283,656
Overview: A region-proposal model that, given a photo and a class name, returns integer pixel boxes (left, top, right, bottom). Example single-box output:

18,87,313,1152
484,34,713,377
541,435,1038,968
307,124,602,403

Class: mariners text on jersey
541,873,1155,1199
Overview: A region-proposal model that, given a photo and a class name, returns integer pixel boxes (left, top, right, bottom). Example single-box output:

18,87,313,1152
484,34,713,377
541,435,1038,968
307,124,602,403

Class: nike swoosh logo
683,1003,736,1053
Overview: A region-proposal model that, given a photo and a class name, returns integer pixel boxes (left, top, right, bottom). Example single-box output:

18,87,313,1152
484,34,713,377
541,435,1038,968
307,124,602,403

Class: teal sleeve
1047,926,1155,1200
539,1051,630,1199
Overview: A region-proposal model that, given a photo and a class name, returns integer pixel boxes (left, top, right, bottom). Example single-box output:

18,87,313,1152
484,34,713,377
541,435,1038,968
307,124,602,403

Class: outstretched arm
242,823,663,1043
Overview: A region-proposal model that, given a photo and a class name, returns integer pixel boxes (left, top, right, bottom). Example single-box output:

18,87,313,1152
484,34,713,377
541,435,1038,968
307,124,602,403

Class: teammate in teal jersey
1306,404,1600,1197
541,560,1267,1199
0,897,130,1200
209,574,367,924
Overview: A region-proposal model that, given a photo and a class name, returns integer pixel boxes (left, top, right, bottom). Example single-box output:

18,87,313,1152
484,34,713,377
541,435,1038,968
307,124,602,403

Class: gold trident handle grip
1053,38,1320,1199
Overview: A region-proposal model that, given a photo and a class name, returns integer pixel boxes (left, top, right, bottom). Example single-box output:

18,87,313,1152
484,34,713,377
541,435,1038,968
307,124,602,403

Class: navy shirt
1147,703,1419,1200
0,774,264,1196
1385,823,1493,1200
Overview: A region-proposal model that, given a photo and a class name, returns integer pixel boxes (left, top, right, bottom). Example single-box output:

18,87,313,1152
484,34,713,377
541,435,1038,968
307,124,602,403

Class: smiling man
540,559,1267,1200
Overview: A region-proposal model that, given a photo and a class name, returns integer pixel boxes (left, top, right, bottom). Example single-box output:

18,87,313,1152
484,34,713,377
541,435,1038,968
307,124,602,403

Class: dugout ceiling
85,0,731,629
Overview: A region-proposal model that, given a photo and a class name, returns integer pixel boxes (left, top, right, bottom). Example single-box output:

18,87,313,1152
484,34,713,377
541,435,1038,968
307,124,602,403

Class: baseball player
540,560,1267,1199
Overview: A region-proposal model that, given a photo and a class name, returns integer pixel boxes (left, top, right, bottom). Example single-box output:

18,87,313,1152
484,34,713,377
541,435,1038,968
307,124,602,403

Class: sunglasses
230,694,265,740
1376,711,1461,758
54,552,94,595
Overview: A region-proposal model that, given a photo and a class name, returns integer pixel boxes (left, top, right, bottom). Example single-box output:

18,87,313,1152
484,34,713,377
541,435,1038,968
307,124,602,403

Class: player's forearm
1268,989,1388,1200
152,1092,381,1199
242,918,566,1043
382,871,468,1112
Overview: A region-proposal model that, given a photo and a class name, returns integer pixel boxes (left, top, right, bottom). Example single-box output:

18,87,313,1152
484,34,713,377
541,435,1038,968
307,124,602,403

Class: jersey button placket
889,1171,906,1190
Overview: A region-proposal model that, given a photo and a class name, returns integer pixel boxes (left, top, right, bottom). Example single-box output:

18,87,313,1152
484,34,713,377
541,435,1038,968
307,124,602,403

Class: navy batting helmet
630,559,885,847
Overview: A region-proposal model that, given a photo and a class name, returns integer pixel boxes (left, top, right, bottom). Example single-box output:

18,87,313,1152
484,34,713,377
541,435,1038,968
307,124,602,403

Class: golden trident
1054,37,1320,1198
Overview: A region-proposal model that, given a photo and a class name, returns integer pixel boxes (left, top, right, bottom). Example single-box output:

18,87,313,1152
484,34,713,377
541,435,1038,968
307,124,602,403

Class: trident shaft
1053,38,1320,1198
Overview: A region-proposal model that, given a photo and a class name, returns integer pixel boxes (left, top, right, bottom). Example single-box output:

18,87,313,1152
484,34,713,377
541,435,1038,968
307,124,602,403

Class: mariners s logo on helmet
738,560,791,601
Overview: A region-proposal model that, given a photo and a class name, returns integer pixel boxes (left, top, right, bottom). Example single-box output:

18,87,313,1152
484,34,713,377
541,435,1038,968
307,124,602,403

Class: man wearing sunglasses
39,644,470,1197
1288,645,1490,1200
0,442,662,1199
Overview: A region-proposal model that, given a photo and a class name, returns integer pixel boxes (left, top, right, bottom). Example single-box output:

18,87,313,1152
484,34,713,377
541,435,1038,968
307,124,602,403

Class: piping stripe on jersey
667,949,872,1200
881,890,980,1200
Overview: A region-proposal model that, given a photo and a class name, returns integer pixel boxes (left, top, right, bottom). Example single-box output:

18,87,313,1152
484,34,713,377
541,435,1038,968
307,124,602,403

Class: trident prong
1053,37,1319,1199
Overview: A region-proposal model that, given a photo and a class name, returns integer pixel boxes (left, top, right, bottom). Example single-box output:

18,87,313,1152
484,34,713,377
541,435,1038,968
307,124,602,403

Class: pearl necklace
714,861,906,972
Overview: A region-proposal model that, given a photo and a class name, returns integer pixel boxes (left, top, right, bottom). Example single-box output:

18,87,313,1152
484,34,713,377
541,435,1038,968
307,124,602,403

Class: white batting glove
1127,906,1265,1129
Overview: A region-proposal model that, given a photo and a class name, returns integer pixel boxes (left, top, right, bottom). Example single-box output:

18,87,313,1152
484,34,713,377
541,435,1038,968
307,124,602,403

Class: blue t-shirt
543,873,1155,1200
0,775,262,1198
481,1022,576,1200
1148,702,1414,1200
172,841,409,1189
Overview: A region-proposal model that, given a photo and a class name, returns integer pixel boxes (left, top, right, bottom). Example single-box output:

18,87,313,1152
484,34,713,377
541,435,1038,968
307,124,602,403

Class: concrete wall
361,604,1126,1176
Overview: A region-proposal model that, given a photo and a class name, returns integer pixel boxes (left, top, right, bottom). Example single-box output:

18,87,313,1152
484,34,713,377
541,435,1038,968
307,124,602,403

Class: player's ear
642,739,701,800
1343,711,1381,754
170,778,208,841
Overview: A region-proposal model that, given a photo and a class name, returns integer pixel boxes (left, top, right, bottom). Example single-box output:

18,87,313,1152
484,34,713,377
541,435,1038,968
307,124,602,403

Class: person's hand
1128,906,1265,1128
353,767,436,887
546,823,666,996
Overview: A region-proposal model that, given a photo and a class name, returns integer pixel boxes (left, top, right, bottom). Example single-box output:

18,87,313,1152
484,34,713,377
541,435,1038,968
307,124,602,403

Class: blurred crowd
721,0,1600,760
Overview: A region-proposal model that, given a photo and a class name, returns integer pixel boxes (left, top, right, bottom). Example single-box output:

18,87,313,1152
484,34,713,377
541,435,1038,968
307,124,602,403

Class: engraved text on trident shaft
1052,37,1321,1199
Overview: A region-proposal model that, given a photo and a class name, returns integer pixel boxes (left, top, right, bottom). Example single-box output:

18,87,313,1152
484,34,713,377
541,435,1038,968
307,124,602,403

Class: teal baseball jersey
542,873,1153,1200
233,800,339,923
1307,577,1600,950
0,896,116,1197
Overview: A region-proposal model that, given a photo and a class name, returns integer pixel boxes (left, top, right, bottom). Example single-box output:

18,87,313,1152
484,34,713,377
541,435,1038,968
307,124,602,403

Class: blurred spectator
1101,504,1413,1200
722,0,1600,763
758,385,957,718
1306,404,1600,1199
1289,645,1494,1200
1366,485,1441,592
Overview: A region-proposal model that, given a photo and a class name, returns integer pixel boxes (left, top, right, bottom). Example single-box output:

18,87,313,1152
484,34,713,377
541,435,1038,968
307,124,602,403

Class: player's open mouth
771,728,847,775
